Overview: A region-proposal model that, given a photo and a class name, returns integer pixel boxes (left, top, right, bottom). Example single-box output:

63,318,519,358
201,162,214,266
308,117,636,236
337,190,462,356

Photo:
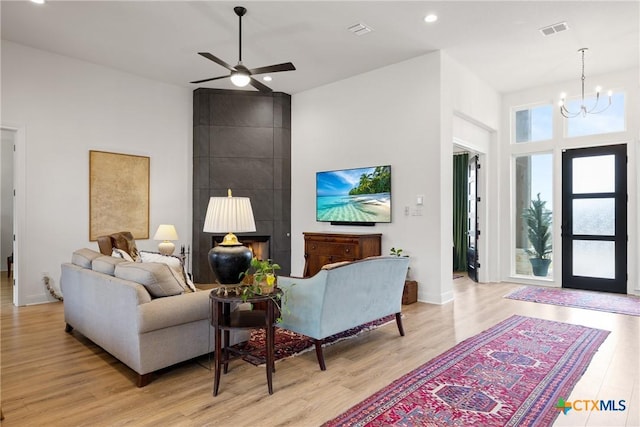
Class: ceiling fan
191,6,296,92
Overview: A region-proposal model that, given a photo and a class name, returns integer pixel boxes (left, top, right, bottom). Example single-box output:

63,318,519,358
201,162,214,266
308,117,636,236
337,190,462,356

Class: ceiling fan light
230,71,250,87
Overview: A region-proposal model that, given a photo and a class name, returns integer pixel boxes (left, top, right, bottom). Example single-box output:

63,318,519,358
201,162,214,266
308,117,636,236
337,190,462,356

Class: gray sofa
61,248,247,386
277,256,410,370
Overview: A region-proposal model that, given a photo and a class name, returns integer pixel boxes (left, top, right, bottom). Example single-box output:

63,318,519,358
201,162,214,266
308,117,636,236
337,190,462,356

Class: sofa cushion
71,248,103,269
92,255,127,276
114,262,184,298
139,251,195,292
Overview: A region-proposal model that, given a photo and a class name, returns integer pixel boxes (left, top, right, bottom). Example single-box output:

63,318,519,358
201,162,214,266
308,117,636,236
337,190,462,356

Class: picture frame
89,150,150,241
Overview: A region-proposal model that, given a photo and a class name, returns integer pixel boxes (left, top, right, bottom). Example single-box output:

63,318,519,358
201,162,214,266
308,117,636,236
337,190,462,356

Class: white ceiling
2,1,638,95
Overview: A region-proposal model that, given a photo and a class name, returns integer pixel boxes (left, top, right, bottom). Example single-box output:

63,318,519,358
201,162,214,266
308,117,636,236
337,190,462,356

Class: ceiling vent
347,22,373,36
539,21,569,36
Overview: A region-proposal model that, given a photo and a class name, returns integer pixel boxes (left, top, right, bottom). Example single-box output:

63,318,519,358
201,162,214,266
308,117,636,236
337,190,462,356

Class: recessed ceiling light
424,14,438,23
263,76,272,82
30,0,45,4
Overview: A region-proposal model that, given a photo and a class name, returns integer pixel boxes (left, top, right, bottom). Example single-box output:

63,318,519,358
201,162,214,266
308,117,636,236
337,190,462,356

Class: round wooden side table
209,290,280,395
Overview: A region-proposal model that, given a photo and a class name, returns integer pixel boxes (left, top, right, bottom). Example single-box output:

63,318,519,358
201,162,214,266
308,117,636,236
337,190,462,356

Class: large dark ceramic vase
208,244,253,284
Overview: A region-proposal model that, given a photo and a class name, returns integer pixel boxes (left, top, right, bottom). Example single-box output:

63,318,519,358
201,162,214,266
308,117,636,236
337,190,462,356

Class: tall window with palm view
515,154,553,277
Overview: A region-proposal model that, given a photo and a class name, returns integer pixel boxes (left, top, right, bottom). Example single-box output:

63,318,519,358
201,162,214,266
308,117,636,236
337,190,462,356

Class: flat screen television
316,165,391,225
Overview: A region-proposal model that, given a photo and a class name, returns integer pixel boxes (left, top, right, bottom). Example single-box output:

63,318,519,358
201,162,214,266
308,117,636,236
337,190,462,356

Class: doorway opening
453,150,481,282
1,129,15,303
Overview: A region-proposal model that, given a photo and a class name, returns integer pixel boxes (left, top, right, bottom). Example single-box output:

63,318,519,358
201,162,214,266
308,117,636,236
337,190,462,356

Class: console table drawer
307,243,356,256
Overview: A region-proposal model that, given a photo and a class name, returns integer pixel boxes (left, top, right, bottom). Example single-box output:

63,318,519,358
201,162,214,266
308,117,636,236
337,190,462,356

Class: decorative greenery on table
211,258,292,322
241,258,290,322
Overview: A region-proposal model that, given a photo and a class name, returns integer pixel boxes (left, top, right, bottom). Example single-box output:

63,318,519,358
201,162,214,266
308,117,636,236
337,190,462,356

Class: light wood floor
1,274,638,426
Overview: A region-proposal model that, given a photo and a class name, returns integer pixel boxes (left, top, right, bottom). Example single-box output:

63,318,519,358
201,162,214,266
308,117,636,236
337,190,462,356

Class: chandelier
559,48,612,118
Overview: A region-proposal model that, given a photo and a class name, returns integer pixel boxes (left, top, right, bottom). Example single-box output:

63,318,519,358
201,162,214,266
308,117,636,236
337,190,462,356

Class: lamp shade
203,194,256,235
153,224,179,241
153,224,179,255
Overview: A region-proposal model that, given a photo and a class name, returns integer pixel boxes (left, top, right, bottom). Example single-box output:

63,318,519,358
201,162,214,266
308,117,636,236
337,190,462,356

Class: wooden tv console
302,232,382,277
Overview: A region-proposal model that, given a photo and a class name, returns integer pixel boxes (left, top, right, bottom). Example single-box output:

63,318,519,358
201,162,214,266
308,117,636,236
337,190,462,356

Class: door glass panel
572,155,615,194
572,198,615,236
572,240,615,279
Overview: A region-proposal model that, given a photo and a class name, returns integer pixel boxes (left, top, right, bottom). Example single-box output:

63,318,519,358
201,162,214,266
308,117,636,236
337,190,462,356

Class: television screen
316,165,391,224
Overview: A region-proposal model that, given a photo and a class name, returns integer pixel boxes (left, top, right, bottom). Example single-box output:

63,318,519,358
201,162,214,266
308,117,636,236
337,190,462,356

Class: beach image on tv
316,165,391,223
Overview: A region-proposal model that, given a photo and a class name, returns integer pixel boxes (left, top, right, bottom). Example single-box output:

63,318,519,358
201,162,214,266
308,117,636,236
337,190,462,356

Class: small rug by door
505,286,640,317
324,315,609,427
231,314,395,366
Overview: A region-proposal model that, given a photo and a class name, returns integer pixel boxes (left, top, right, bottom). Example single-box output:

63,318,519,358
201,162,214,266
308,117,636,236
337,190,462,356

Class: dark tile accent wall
193,88,291,283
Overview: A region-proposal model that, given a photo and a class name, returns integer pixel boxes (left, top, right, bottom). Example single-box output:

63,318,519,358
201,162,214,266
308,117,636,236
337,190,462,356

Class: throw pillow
114,262,184,298
139,251,195,292
111,232,141,262
112,248,135,262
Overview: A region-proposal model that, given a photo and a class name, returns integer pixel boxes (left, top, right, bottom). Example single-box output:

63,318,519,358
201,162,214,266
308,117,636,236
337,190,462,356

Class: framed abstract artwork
89,150,150,240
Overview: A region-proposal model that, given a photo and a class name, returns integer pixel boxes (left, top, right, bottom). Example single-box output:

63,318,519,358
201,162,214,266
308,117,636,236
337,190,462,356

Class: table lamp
153,224,179,255
203,189,256,284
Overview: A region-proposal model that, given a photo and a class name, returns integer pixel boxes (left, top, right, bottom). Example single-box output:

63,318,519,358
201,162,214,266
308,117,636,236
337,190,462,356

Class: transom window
514,104,553,143
565,92,626,137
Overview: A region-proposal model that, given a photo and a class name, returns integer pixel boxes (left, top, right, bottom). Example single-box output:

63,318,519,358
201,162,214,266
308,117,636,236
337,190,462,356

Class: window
514,104,553,143
514,153,553,277
565,92,625,137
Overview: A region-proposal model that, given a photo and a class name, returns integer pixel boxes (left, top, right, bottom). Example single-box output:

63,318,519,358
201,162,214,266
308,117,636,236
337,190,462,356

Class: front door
561,144,627,294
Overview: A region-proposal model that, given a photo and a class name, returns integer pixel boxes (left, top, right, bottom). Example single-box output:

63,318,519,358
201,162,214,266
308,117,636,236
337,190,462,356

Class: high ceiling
2,1,638,95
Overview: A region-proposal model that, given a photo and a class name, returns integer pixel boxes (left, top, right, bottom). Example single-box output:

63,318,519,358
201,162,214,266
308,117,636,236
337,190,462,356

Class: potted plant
389,247,411,279
245,257,281,294
240,258,291,322
389,247,405,257
523,193,552,276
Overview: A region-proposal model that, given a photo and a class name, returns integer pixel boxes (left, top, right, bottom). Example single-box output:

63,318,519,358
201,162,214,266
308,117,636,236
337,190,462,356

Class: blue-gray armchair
277,256,410,370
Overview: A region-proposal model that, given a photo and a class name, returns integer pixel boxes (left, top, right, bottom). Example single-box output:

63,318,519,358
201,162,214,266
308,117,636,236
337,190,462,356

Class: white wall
291,51,500,303
441,54,501,284
500,68,639,295
1,41,193,305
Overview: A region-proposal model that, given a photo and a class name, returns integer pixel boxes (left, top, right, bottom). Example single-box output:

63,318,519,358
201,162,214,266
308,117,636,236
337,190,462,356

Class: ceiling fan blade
249,77,273,93
197,52,235,72
249,62,296,75
190,75,229,84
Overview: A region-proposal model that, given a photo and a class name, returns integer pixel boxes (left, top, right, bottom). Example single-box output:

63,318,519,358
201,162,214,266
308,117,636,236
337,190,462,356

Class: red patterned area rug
505,286,640,317
232,314,395,366
324,315,609,427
